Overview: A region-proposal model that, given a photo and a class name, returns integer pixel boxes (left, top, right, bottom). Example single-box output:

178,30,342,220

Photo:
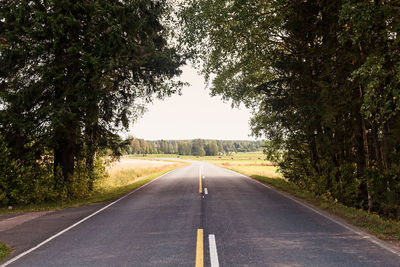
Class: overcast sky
125,64,255,140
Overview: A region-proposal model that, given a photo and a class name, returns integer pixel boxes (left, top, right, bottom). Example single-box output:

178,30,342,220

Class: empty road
1,162,399,266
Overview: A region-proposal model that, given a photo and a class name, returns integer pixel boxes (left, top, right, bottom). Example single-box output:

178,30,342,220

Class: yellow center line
199,167,202,194
195,229,204,267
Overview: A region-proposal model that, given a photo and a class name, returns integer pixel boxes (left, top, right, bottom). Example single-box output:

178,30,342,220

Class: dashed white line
204,188,208,195
209,234,219,267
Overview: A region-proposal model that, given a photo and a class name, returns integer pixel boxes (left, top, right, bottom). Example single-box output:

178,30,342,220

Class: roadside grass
101,165,175,188
219,164,279,178
0,161,187,215
0,243,10,261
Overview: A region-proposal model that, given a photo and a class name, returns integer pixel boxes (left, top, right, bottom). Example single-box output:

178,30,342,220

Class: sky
125,64,255,141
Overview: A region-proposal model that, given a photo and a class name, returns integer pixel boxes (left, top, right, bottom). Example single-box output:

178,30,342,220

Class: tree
0,0,184,200
206,140,218,156
192,139,206,156
130,139,141,154
179,0,400,218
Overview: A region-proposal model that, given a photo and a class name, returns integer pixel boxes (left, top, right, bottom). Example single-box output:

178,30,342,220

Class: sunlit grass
220,164,279,178
99,166,171,189
93,163,185,198
0,242,10,261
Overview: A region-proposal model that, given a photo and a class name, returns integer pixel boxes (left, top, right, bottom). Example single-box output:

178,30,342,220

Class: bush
0,133,108,206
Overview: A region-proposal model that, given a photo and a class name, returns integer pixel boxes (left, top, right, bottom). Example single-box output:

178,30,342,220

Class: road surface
1,161,399,266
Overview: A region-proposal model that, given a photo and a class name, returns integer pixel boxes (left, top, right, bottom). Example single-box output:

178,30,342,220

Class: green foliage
0,131,109,205
0,0,183,203
0,242,10,261
205,140,218,156
191,139,206,156
179,0,400,219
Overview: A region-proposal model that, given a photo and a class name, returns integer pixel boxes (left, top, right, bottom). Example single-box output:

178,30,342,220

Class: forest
123,139,262,155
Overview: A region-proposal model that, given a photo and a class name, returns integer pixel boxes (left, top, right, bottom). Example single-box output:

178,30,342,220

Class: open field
131,151,280,178
103,158,177,188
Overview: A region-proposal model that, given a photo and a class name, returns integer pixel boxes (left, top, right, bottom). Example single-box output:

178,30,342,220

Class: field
101,158,177,189
132,152,280,178
202,152,280,178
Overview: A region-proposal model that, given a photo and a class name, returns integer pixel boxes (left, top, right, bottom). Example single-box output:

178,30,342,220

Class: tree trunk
52,34,79,186
54,126,76,183
359,86,373,211
85,92,100,189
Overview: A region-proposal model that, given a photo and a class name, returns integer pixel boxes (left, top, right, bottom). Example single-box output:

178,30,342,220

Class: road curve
1,161,399,266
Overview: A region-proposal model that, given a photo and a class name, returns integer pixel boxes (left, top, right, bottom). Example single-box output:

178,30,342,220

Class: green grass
217,164,279,178
0,162,187,215
0,242,10,261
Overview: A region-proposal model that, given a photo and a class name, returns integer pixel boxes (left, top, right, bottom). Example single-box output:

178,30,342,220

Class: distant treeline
123,139,262,156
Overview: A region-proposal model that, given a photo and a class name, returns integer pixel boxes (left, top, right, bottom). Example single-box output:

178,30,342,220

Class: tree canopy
0,0,184,204
179,0,400,219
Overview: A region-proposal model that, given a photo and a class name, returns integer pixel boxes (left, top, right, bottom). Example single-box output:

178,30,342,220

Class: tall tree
179,0,400,218
0,0,184,200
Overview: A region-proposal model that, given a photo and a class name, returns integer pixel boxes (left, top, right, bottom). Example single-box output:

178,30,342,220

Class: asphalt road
1,161,400,266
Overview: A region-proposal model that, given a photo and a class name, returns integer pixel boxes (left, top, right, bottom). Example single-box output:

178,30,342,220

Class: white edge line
0,168,179,267
204,188,208,195
222,167,400,258
209,234,219,267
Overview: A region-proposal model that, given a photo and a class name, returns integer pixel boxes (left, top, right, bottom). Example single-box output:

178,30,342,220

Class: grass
134,152,280,178
0,242,10,261
219,164,279,178
0,160,187,215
